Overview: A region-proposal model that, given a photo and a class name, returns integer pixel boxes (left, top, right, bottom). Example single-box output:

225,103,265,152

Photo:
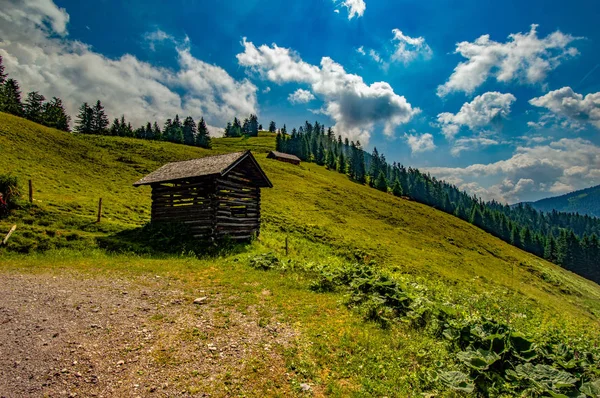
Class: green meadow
1,112,599,396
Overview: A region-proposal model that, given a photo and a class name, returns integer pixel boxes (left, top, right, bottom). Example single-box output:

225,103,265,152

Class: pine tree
226,117,242,137
153,121,162,140
23,91,46,124
92,100,109,134
337,151,346,174
2,79,23,116
248,114,259,136
110,118,120,136
511,225,522,249
350,141,366,183
163,118,173,140
173,114,182,128
75,102,94,134
521,227,535,253
145,122,153,140
374,171,388,192
316,142,326,165
369,147,381,187
470,205,485,229
183,116,197,146
269,120,276,133
544,234,557,262
392,178,402,196
224,122,232,137
42,97,70,132
196,117,212,148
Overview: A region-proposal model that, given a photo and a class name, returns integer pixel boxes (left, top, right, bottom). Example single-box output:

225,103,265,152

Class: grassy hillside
528,184,600,217
1,112,600,396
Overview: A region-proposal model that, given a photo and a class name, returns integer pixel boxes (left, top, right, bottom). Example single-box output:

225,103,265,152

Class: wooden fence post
2,225,17,246
28,179,33,203
97,198,103,223
285,236,289,256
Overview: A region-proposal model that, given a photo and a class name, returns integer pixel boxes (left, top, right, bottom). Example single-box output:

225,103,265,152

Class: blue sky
2,0,600,203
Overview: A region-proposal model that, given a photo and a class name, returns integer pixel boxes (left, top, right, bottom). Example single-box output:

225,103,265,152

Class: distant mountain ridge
527,184,600,217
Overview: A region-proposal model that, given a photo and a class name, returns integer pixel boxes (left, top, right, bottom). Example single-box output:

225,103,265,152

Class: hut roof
268,151,301,162
133,151,272,187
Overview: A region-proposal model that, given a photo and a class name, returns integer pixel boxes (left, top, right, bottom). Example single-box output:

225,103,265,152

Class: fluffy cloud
437,92,516,140
288,88,315,104
336,0,366,19
391,29,432,64
404,132,436,154
0,0,69,36
437,25,580,97
450,137,500,156
425,138,600,202
143,29,175,51
356,46,366,55
0,1,257,133
237,38,419,143
529,87,600,130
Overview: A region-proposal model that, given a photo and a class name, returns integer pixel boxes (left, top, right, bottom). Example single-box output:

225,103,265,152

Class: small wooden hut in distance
133,151,272,241
267,151,301,166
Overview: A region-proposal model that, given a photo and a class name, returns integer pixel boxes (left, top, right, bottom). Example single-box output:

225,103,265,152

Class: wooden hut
267,151,301,165
133,151,272,241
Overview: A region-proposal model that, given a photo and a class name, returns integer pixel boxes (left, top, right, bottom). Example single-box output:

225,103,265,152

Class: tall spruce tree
374,171,388,192
153,121,162,140
392,178,403,196
2,79,23,116
268,120,276,133
75,102,94,133
109,118,120,136
248,114,259,136
23,91,46,124
183,116,197,146
42,97,70,131
316,142,326,165
196,117,212,148
92,100,109,134
337,151,346,174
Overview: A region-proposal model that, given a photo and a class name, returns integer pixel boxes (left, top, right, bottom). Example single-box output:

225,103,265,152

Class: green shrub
0,174,20,206
249,253,280,270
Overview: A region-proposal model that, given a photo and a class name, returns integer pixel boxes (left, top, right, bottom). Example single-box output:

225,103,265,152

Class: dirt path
0,271,296,397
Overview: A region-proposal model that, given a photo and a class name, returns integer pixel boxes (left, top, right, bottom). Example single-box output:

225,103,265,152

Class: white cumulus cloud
424,138,600,203
437,92,516,140
237,38,419,143
450,136,500,157
437,25,581,97
391,29,432,64
288,88,315,104
404,132,436,154
335,0,366,19
0,1,257,133
529,86,600,130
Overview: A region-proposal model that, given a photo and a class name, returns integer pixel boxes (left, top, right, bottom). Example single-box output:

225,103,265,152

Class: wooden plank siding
149,173,261,241
138,151,271,242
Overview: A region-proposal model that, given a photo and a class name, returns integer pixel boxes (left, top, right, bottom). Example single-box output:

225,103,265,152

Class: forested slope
529,184,600,218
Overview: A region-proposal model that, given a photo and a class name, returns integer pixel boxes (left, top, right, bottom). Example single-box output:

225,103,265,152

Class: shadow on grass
97,222,254,258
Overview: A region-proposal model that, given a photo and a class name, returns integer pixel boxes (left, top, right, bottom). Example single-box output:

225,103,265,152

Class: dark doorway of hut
99,151,273,256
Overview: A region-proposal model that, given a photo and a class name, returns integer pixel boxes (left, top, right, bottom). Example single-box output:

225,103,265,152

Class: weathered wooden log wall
215,170,260,240
149,166,261,241
150,177,216,239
